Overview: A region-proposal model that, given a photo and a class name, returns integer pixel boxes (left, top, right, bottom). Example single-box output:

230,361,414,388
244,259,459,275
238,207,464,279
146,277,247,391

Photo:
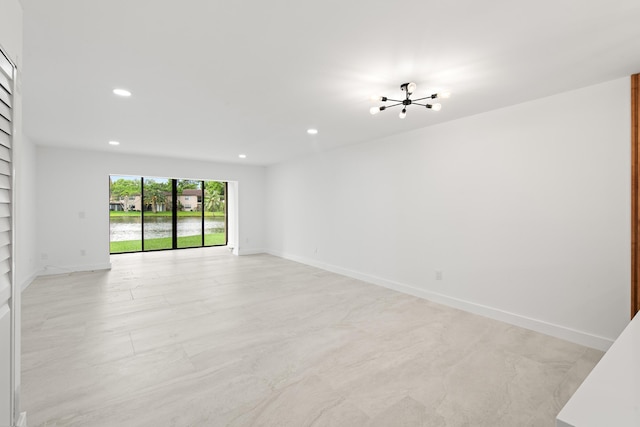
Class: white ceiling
20,0,640,166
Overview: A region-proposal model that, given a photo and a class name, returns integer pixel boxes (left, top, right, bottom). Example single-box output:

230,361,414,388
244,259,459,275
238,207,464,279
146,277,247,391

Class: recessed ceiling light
109,141,120,146
238,154,247,159
307,129,318,135
113,88,132,97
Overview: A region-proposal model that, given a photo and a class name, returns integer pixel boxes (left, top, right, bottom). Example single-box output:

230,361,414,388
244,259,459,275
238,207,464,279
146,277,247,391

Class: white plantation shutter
0,46,14,427
0,49,12,293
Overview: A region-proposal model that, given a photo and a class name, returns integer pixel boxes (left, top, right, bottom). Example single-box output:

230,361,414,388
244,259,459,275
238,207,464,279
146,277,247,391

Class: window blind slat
0,146,10,162
0,276,9,296
0,175,9,190
0,190,9,204
0,259,10,276
0,102,9,122
0,87,11,109
0,72,11,95
0,231,10,247
0,245,10,264
0,204,9,218
0,132,9,150
0,116,10,135
0,217,9,232
0,52,12,81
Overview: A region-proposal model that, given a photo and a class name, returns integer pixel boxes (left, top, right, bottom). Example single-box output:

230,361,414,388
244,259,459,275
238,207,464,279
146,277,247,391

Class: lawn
110,233,227,253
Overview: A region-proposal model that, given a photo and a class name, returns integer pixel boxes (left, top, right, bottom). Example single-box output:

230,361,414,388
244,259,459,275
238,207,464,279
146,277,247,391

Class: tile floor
21,247,602,426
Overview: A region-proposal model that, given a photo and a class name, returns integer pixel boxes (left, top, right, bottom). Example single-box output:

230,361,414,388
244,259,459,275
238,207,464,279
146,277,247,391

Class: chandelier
370,82,450,119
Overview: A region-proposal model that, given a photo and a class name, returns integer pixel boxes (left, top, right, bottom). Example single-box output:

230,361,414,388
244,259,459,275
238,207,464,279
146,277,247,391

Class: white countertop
557,313,640,427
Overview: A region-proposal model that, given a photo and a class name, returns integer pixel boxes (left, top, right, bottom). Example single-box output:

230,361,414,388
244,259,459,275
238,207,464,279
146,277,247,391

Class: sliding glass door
110,175,227,254
109,175,142,253
204,180,227,246
143,177,173,251
177,179,203,248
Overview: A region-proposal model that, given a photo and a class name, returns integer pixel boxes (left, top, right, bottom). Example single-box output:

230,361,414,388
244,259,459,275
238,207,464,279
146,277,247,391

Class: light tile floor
21,247,602,426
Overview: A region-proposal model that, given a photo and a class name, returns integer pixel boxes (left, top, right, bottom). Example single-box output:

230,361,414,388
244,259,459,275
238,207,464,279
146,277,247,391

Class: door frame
631,73,640,318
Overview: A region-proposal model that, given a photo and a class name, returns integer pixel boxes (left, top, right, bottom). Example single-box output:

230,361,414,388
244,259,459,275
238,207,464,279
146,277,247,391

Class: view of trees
110,177,141,198
205,181,225,213
109,176,225,214
110,177,141,212
177,179,199,194
143,179,170,213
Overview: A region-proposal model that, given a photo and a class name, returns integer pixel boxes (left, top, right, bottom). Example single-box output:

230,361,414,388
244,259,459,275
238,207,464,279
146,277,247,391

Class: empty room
1,1,639,426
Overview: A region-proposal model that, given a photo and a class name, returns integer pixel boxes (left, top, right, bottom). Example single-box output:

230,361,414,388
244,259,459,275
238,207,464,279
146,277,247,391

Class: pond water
110,216,225,241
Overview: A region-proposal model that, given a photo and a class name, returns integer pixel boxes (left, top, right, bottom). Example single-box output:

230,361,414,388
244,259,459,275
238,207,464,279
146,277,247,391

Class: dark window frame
109,175,228,254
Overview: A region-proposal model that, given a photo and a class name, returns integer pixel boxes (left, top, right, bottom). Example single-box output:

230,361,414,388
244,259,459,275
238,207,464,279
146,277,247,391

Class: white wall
0,0,22,67
12,133,35,427
16,135,38,288
266,77,631,351
36,147,266,273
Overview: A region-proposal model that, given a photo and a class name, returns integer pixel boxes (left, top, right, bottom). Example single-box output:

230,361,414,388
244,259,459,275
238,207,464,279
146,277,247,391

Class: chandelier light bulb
370,106,381,115
370,95,381,102
431,103,442,111
399,108,407,119
437,92,451,99
407,82,417,94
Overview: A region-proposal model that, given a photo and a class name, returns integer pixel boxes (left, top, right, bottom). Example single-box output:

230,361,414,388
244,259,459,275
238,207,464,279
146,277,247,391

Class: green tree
110,178,141,199
177,179,199,195
205,181,225,213
143,179,170,213
110,178,141,211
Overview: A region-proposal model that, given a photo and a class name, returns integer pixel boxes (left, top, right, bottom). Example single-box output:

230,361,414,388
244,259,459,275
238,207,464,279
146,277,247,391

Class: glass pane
143,177,173,251
204,181,227,246
177,180,203,248
109,175,142,253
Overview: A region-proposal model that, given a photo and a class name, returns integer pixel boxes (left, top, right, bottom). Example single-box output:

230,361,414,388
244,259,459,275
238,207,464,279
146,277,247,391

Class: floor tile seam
77,302,204,326
124,275,227,287
499,346,584,371
48,357,251,415
21,331,135,354
126,281,243,295
127,314,264,341
238,374,356,425
22,296,153,313
21,350,139,375
129,331,137,355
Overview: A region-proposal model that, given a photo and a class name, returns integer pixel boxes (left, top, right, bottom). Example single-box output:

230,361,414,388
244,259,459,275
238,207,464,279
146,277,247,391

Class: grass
109,211,225,218
110,233,227,253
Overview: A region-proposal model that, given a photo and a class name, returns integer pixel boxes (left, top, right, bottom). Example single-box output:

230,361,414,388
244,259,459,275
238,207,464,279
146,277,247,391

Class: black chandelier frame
371,82,448,117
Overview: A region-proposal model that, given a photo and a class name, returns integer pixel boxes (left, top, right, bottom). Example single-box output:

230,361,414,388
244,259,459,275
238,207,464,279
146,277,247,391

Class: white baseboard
237,248,266,256
16,412,27,427
20,271,39,292
267,250,614,351
39,262,112,276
